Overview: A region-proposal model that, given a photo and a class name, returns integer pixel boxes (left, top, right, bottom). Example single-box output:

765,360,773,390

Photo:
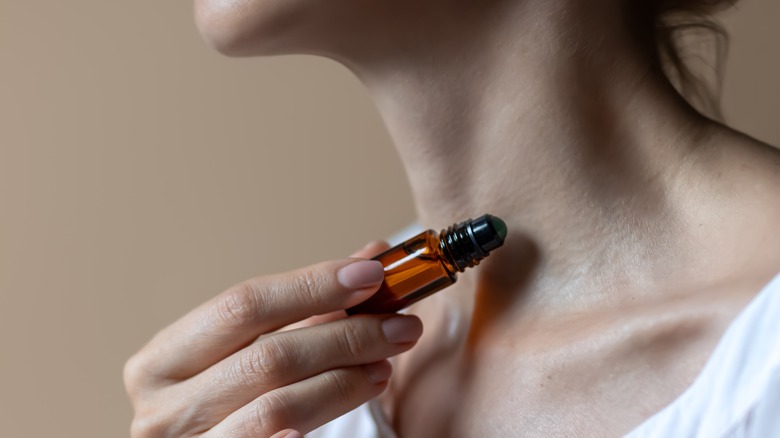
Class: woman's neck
331,1,733,313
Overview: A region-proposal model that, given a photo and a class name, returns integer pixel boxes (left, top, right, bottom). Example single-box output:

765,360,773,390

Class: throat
343,0,722,315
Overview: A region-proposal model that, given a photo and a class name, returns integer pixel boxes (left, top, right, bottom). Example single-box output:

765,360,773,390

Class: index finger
280,240,392,332
130,258,384,382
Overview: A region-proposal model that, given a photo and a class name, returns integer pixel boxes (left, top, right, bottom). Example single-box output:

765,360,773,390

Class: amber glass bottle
346,214,507,315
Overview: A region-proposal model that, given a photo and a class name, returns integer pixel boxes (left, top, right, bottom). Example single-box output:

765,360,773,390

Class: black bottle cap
466,214,507,255
440,214,508,272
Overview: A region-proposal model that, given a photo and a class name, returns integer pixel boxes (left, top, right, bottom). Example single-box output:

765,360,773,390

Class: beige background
0,1,777,437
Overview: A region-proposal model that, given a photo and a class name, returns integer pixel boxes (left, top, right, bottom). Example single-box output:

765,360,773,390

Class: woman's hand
124,242,422,437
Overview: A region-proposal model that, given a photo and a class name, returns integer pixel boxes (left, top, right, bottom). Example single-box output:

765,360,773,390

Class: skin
126,0,780,436
124,241,422,437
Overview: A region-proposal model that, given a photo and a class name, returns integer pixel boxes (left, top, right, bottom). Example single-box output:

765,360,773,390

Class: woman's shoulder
626,272,780,437
699,127,780,298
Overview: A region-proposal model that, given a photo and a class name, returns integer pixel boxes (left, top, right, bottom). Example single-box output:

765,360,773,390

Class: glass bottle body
345,230,457,315
345,214,506,315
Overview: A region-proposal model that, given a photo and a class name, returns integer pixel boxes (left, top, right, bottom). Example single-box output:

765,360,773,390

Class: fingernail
285,431,303,438
338,260,384,290
364,360,392,384
382,316,423,344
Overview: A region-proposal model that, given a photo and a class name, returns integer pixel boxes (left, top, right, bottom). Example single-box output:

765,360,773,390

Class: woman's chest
381,300,734,437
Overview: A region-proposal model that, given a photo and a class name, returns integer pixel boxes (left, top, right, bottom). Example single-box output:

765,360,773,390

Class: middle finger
171,314,422,427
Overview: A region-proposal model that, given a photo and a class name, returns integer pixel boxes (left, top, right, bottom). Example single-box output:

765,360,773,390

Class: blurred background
0,1,778,437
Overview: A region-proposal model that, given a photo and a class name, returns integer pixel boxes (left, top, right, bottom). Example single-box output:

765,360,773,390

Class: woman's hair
647,0,739,119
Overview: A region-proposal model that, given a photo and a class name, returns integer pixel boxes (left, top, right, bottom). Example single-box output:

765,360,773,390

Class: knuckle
336,322,366,359
237,338,290,388
129,395,203,438
323,370,356,406
130,412,167,438
247,392,289,436
215,282,263,327
123,354,150,398
293,268,326,307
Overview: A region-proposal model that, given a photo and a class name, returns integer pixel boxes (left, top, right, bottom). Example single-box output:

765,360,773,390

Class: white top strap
626,273,780,437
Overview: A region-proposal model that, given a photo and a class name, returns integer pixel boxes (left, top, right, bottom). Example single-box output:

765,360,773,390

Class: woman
124,0,780,436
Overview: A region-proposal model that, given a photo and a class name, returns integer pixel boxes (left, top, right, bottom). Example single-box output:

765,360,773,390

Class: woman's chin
194,0,305,56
